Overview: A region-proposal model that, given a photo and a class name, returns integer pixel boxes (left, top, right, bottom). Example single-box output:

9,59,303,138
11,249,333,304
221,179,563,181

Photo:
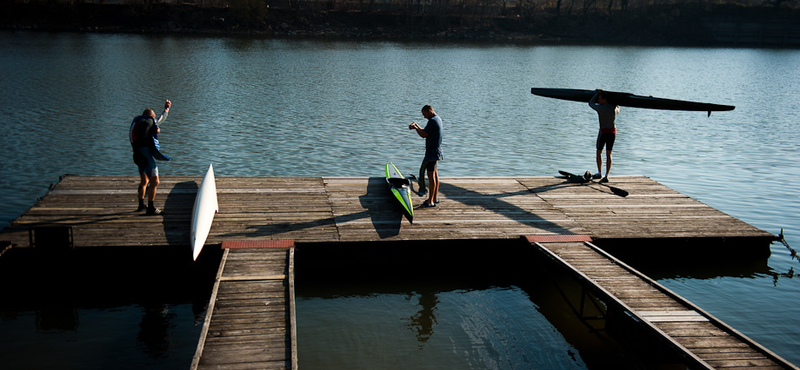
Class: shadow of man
437,181,576,235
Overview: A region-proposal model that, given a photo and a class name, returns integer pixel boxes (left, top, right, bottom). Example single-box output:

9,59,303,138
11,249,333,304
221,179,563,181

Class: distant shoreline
2,2,799,47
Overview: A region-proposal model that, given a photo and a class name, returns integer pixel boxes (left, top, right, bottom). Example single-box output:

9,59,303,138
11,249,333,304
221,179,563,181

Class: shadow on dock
438,181,576,235
221,216,337,240
163,180,198,247
351,177,403,238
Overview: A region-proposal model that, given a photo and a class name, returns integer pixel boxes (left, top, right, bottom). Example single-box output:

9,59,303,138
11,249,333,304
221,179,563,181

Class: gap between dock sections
191,234,797,370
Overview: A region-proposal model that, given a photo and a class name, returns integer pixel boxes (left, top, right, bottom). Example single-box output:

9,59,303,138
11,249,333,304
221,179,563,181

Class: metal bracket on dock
28,226,73,252
565,280,609,334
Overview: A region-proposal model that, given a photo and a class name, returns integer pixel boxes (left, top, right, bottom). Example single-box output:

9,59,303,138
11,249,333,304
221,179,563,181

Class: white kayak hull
190,164,218,261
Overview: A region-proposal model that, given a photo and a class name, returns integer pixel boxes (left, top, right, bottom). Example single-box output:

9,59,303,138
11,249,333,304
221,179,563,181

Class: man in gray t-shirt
409,105,443,207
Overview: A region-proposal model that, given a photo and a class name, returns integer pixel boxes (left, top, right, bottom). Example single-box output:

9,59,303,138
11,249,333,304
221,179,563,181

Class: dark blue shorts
137,147,159,178
596,132,616,151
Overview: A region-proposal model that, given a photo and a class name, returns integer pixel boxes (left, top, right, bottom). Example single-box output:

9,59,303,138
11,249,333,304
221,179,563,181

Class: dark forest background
2,0,799,46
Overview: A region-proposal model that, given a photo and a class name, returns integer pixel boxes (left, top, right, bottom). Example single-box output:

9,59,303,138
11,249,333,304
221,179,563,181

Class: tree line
50,0,800,17
4,0,799,45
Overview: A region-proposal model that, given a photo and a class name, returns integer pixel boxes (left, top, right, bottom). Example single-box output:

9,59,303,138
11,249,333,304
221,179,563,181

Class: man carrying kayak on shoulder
589,89,619,183
130,99,171,215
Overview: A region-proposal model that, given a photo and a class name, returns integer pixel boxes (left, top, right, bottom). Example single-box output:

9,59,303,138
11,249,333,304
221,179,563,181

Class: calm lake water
0,31,799,368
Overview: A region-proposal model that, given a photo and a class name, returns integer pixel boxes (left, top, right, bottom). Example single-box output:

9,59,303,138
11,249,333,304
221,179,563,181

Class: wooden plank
532,241,716,369
656,321,725,334
532,240,794,370
191,248,230,370
194,247,293,370
288,248,298,369
640,310,709,322
1,175,774,247
221,275,286,281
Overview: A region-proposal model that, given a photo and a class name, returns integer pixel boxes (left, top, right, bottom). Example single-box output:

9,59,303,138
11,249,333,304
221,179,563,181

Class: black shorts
596,132,616,151
425,160,438,172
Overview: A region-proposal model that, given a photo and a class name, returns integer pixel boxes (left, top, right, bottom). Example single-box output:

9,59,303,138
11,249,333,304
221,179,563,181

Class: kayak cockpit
387,177,411,188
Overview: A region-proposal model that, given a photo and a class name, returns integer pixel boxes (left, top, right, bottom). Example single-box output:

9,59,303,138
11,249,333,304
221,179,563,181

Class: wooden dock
527,236,797,369
0,175,789,369
0,175,775,248
191,240,297,370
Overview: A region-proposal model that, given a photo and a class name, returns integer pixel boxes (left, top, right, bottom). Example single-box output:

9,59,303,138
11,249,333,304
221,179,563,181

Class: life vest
130,115,170,162
130,115,155,147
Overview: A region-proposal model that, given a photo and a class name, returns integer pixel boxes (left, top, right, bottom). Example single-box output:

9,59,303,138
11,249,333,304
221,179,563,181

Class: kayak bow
386,161,414,223
190,164,219,261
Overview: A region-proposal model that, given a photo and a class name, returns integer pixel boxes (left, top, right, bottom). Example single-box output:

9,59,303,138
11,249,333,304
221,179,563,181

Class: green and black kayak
386,161,414,223
531,87,734,115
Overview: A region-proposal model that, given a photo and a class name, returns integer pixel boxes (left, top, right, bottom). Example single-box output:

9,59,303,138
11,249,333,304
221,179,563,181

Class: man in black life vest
130,99,171,215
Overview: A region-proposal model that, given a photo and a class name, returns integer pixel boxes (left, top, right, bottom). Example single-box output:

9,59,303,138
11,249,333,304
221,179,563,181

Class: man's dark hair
599,93,617,106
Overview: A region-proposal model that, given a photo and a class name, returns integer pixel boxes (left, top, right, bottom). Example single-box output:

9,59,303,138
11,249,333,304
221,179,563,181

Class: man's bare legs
596,149,612,182
596,149,603,178
138,173,160,214
427,167,439,204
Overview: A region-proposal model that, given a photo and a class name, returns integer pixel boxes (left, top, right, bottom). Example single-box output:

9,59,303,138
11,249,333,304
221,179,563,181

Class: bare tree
582,0,596,16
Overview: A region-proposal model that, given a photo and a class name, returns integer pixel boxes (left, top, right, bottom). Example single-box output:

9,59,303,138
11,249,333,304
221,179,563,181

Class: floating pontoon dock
1,175,793,369
528,236,793,369
0,175,775,247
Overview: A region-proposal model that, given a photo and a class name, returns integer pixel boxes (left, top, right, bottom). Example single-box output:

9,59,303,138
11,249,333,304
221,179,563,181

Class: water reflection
0,247,221,370
403,290,438,347
770,267,798,286
137,303,176,359
296,238,788,369
296,241,608,369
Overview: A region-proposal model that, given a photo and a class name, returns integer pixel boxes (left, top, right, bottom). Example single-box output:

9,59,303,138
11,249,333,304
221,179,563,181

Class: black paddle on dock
595,180,629,197
558,170,629,197
407,174,427,196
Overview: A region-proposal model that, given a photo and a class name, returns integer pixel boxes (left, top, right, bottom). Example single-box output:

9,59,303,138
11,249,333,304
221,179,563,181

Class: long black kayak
531,88,735,114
